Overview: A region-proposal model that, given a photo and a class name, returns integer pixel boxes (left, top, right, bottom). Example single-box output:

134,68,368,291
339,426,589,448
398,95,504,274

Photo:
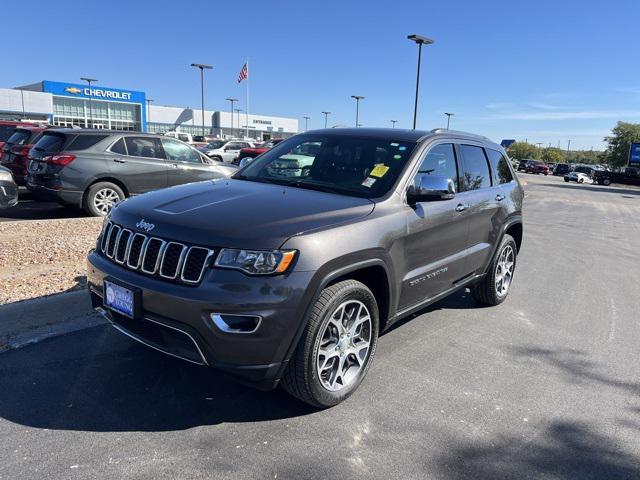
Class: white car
205,140,256,163
564,172,593,184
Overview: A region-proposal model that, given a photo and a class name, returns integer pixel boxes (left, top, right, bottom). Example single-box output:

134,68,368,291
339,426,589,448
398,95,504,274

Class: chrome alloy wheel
93,188,120,215
316,300,372,392
495,244,515,297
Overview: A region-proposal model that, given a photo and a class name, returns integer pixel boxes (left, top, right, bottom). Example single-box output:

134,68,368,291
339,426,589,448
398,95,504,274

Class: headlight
0,170,13,182
215,249,296,275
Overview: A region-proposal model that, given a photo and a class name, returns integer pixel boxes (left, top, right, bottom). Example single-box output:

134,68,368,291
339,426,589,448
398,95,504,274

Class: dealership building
0,80,298,140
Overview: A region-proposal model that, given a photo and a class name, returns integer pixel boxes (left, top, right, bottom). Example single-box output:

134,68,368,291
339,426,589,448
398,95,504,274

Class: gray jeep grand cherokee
87,128,523,407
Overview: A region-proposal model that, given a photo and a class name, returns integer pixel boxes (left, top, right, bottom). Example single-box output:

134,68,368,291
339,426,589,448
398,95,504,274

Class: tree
604,122,640,169
507,142,540,160
541,148,564,164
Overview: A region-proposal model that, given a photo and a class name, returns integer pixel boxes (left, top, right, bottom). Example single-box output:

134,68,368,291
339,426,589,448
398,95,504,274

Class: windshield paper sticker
362,177,377,188
370,164,390,178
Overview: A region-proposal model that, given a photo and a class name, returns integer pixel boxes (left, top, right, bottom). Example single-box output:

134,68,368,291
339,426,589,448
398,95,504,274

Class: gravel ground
0,218,102,304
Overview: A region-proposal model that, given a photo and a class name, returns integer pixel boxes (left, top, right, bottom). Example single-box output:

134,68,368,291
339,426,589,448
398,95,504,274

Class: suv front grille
100,222,214,285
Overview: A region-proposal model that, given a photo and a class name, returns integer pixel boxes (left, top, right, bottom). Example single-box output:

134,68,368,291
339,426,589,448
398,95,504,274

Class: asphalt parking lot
0,173,639,479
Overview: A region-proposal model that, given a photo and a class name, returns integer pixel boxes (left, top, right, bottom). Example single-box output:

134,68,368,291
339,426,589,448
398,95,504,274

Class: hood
110,179,375,249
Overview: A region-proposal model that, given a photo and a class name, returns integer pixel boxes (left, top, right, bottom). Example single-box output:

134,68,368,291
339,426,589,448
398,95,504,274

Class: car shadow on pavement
435,420,640,480
0,325,316,433
545,183,640,196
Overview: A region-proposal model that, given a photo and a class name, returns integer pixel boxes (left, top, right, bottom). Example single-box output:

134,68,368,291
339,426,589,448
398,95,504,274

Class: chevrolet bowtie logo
65,87,82,94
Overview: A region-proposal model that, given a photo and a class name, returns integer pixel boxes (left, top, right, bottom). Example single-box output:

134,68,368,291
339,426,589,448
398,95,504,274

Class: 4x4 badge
136,219,155,232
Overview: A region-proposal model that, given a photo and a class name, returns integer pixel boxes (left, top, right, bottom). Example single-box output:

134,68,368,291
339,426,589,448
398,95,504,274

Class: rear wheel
84,182,125,217
281,280,379,408
471,234,517,306
603,178,611,186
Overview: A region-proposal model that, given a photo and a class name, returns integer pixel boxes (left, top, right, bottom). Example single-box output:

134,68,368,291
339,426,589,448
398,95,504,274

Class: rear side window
125,137,163,159
486,149,514,184
109,138,127,155
415,143,459,192
68,134,109,151
33,132,67,153
460,145,492,191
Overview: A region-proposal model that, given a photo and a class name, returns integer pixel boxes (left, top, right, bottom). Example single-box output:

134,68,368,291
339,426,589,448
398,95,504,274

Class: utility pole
145,98,153,132
321,111,331,128
234,108,242,135
226,98,238,137
351,96,364,127
80,77,98,128
407,34,434,129
303,116,310,131
567,139,571,161
444,112,454,130
390,120,397,128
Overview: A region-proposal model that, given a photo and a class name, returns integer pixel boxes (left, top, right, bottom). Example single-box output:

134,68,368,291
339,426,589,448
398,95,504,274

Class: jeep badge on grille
135,219,155,232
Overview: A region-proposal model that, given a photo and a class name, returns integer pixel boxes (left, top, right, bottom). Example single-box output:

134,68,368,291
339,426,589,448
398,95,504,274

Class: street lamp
190,63,213,137
407,34,434,130
234,108,242,136
390,120,398,128
145,98,153,132
226,97,238,137
321,111,331,128
351,95,364,127
80,77,98,128
444,112,454,130
303,116,310,131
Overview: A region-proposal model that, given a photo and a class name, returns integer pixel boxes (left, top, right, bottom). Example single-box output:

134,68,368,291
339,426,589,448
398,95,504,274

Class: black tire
471,234,517,306
210,155,223,162
564,178,569,182
281,280,379,408
83,181,125,217
603,178,611,186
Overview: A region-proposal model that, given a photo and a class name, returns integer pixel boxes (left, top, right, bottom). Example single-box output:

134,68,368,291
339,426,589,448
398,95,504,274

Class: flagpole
245,57,249,139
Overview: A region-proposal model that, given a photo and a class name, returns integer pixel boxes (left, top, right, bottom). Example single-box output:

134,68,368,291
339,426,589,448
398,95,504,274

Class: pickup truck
592,167,640,186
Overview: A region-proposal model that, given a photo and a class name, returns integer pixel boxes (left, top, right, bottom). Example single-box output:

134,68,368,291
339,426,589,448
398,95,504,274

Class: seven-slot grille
100,222,213,284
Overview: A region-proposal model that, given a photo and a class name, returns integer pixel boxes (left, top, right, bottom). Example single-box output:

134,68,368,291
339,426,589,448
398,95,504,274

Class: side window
67,134,108,151
460,145,492,191
109,138,127,155
178,134,189,142
125,137,163,159
415,143,459,192
161,138,202,163
486,148,514,185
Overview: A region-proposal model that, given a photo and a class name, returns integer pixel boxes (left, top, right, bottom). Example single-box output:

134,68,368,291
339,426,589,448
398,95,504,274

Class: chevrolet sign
65,87,82,94
63,85,132,100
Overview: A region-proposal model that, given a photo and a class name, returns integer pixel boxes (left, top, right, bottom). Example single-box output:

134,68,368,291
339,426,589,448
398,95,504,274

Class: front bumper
87,250,314,390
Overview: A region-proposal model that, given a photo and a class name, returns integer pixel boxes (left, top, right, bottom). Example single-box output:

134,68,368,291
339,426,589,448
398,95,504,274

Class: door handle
113,158,126,163
455,203,468,212
495,194,505,202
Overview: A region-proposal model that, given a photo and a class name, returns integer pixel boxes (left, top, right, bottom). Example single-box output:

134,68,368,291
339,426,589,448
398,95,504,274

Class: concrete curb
0,289,106,352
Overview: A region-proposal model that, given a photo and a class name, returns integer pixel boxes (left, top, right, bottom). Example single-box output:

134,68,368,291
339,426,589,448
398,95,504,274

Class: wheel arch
82,177,130,207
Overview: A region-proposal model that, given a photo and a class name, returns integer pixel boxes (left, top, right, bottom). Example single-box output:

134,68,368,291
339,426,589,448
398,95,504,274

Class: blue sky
4,0,639,149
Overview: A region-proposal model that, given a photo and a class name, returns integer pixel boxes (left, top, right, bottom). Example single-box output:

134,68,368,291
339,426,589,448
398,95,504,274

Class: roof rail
429,128,491,141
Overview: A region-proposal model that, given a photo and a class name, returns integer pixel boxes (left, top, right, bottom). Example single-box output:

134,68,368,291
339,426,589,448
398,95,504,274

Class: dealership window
52,97,141,131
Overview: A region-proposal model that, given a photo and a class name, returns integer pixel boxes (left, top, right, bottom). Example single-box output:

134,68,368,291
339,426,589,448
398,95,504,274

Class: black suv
87,128,524,407
26,130,236,216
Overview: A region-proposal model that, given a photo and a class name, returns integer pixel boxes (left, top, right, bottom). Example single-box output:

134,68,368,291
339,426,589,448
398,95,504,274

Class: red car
0,120,39,152
525,160,549,175
0,126,46,185
234,138,284,165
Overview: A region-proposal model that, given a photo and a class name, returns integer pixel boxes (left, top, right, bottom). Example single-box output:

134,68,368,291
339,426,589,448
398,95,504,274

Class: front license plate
104,279,137,319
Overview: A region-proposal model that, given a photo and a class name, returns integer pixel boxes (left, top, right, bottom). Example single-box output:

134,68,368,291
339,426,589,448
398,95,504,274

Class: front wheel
281,280,379,408
83,182,125,217
471,234,517,306
603,178,611,186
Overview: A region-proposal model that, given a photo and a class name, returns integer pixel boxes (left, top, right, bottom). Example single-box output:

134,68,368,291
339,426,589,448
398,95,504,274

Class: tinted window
460,145,492,191
32,132,67,153
486,149,514,184
237,134,417,198
0,126,15,142
178,134,189,142
5,129,32,146
161,139,202,163
68,134,108,151
227,142,242,149
125,137,162,159
415,143,459,191
110,138,127,155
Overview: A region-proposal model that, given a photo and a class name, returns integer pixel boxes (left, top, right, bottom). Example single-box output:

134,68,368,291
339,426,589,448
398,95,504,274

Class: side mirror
408,175,456,204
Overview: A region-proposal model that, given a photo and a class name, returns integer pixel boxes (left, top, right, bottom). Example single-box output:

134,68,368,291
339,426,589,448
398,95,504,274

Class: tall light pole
190,63,213,137
407,34,434,130
145,98,153,132
390,120,398,128
303,116,310,131
80,77,98,128
444,112,454,130
351,95,364,127
226,97,238,137
567,139,572,161
234,108,242,136
321,111,331,128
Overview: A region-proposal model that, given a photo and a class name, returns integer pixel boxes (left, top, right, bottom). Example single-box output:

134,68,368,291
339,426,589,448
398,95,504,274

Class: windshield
234,134,418,198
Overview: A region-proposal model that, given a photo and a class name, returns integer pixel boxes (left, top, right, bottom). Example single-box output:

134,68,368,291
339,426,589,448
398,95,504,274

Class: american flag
237,63,248,83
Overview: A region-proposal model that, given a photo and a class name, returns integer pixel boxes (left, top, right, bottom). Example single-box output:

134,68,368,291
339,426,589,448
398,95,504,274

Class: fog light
210,314,261,334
